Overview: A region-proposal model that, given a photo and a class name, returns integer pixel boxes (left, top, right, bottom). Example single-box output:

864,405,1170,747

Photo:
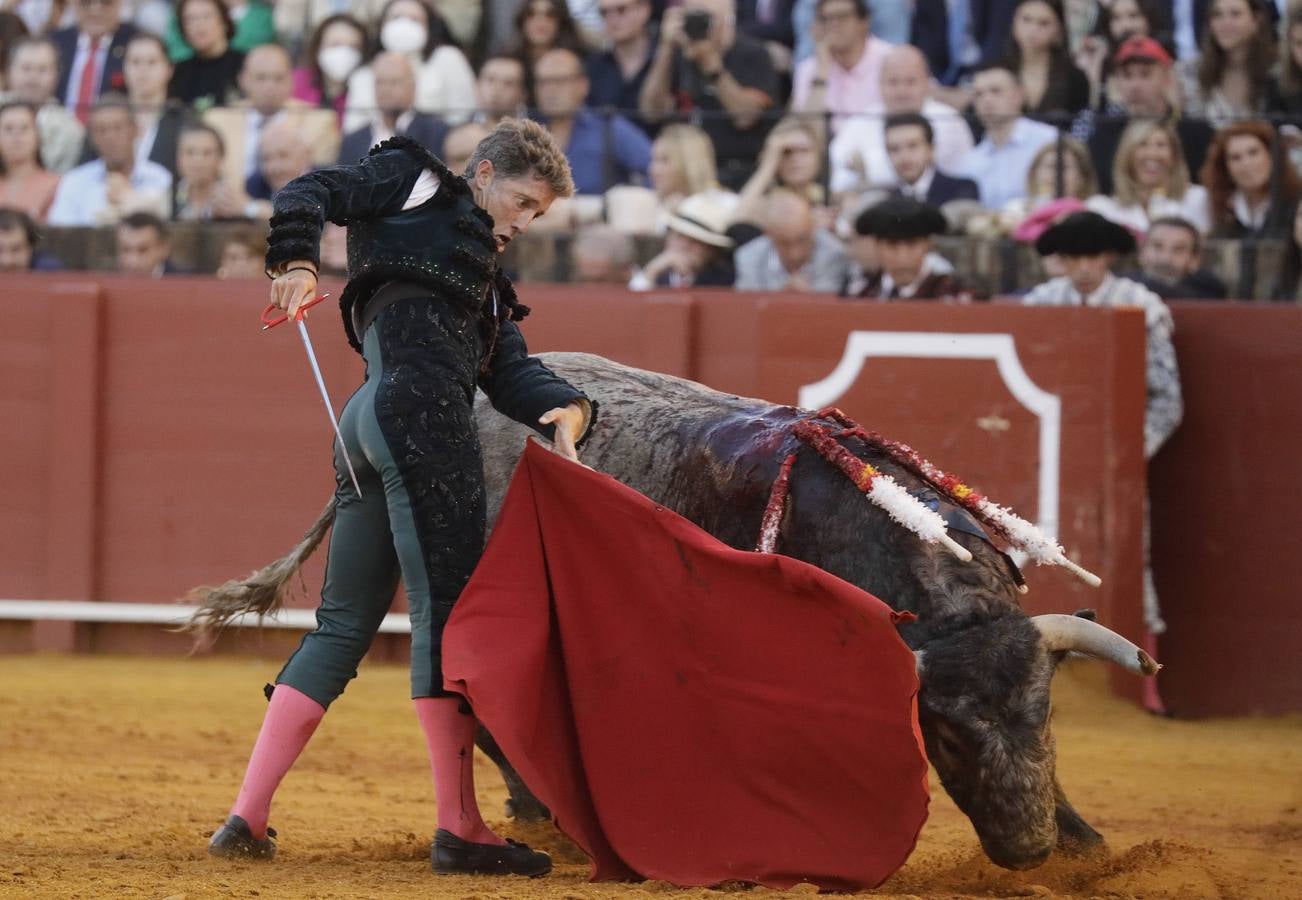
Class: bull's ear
1073,608,1098,621
913,649,926,677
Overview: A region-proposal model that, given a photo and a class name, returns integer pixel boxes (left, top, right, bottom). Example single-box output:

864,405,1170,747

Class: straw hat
665,193,735,249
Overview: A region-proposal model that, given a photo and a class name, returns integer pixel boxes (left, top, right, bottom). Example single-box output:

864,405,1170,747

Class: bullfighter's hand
538,403,586,463
270,260,319,321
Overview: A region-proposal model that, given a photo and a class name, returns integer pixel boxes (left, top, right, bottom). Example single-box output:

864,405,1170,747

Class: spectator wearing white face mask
343,0,477,132
293,13,370,123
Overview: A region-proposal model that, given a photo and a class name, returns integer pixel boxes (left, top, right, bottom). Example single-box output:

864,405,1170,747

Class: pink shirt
792,35,895,126
291,67,347,126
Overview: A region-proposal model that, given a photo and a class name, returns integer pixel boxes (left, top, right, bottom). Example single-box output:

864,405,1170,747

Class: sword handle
261,292,330,331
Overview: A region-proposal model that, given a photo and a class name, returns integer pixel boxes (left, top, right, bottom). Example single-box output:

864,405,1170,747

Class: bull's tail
179,498,338,646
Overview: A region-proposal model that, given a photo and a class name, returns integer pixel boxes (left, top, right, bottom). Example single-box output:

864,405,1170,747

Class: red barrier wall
5,276,1296,714
1149,305,1302,717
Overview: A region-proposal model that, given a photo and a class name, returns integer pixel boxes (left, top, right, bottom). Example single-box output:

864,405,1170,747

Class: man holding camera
639,0,779,190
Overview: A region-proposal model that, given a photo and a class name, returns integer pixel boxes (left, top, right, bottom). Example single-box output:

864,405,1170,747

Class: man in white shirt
953,62,1059,210
47,94,171,226
828,45,973,194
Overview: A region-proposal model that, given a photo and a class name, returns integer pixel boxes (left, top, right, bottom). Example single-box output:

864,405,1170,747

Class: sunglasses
77,0,117,7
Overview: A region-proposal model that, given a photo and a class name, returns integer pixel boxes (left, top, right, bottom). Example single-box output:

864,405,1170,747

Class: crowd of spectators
0,0,1300,300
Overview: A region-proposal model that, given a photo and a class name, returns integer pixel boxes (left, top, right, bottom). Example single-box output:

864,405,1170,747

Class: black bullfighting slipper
208,815,277,860
431,829,552,876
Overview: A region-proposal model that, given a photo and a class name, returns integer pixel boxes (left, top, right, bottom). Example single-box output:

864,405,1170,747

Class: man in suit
204,44,339,192
826,44,973,194
338,52,449,164
884,112,978,207
52,0,139,123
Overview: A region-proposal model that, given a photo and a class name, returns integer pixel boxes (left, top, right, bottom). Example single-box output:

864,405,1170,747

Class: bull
472,352,1159,871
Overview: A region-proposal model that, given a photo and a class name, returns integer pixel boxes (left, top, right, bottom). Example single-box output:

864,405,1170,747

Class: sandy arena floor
1,654,1299,899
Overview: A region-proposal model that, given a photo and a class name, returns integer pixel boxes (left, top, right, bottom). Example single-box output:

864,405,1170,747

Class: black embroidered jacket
264,136,594,442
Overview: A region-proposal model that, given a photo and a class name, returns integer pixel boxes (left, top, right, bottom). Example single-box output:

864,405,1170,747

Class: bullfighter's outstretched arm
479,315,595,454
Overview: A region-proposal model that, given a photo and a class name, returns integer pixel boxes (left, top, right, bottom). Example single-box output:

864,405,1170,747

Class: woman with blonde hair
734,116,827,227
1088,120,1210,234
607,123,736,234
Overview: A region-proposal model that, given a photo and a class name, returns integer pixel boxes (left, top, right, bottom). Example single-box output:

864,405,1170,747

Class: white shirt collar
902,166,936,200
880,257,937,298
373,110,415,144
1231,191,1269,229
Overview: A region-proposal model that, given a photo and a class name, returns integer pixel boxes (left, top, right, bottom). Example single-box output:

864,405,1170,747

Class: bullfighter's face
471,161,557,252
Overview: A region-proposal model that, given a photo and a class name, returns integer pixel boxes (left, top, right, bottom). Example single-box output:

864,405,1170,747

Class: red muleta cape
442,440,929,891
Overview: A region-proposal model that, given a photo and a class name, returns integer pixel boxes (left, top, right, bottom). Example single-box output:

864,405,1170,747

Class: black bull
471,353,1158,871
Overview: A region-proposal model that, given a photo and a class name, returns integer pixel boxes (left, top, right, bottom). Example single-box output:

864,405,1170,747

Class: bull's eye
933,726,964,758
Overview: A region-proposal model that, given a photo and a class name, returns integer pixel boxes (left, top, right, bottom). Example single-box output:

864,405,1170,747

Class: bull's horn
913,649,926,676
1031,614,1162,676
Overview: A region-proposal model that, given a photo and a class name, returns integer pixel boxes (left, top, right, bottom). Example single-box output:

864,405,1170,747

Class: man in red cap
1081,35,1214,194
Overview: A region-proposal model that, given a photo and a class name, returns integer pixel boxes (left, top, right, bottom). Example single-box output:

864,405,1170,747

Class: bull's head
912,609,1159,870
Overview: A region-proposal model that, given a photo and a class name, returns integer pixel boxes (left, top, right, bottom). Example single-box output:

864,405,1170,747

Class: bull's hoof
504,797,551,822
1056,831,1108,858
984,844,1053,871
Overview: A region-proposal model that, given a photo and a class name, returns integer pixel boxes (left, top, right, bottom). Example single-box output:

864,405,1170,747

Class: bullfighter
207,119,594,877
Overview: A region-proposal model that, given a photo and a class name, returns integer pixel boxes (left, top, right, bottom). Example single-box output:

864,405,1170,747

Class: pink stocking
229,684,326,839
413,696,504,845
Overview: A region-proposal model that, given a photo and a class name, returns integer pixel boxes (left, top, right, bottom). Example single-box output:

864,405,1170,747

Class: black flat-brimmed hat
854,196,949,241
1034,211,1137,257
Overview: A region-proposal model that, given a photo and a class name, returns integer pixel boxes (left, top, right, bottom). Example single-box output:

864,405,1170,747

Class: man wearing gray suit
734,190,849,292
337,52,448,164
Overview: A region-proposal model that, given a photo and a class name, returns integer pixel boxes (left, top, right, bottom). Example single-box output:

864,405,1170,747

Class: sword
261,293,363,497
